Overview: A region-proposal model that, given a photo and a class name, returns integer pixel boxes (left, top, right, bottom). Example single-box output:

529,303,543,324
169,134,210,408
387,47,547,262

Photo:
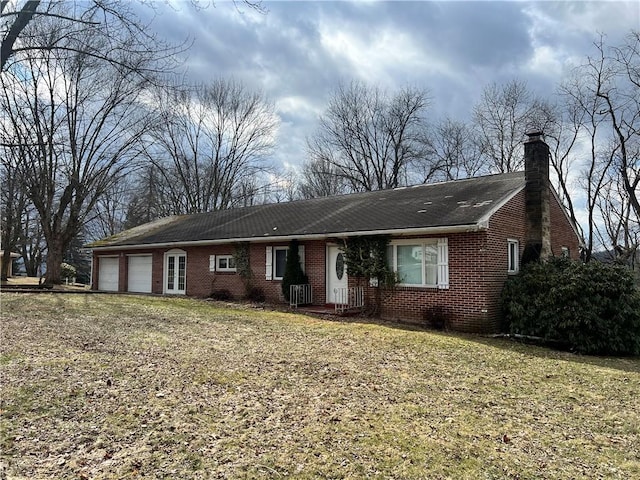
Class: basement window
508,239,520,274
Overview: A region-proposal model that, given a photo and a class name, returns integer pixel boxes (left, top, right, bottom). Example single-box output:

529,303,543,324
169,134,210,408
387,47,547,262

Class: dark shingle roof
90,172,525,248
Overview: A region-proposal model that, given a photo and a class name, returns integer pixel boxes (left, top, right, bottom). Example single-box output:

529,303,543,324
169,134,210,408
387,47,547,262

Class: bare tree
148,79,278,214
86,176,135,240
593,32,640,222
473,79,552,173
19,204,45,277
122,164,175,229
595,165,639,269
425,118,488,182
1,0,262,71
0,140,29,279
307,81,430,192
1,2,162,284
559,63,614,261
297,157,350,198
540,100,582,233
559,31,640,262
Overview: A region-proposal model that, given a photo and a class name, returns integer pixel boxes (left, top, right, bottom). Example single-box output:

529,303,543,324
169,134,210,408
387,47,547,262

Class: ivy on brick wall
341,235,395,284
233,242,251,281
340,235,398,315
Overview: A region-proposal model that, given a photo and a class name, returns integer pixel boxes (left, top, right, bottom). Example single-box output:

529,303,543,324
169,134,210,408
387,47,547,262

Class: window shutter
298,245,305,273
437,238,449,289
209,255,216,272
265,246,273,280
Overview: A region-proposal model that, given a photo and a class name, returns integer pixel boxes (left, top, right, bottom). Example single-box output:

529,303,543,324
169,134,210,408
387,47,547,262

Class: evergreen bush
61,263,76,280
281,240,308,301
502,257,640,355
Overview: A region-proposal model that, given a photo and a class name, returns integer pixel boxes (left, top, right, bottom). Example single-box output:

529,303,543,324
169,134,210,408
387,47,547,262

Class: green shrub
502,257,640,355
281,240,308,301
210,289,233,301
245,286,265,303
61,263,76,279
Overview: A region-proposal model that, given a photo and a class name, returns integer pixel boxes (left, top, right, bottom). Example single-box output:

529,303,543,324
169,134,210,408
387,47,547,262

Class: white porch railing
290,284,313,308
334,287,365,313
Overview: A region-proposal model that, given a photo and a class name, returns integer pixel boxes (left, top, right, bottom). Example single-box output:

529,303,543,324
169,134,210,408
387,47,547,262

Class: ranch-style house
87,133,581,332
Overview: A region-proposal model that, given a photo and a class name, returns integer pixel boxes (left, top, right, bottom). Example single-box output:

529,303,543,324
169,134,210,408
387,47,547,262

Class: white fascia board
88,223,487,252
476,185,526,228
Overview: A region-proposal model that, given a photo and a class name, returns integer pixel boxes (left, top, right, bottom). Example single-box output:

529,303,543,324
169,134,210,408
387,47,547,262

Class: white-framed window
216,255,236,272
507,239,519,274
265,245,305,281
561,246,570,258
386,238,449,289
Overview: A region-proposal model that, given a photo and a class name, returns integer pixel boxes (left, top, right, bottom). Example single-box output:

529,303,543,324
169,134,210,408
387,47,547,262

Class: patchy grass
1,293,638,479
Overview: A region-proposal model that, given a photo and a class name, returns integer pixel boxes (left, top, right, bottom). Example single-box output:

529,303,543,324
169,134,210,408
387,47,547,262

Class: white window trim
216,254,237,272
507,239,519,274
388,238,449,289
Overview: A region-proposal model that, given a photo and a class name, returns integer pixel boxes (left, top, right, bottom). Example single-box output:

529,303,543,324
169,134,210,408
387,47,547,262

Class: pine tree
281,239,308,301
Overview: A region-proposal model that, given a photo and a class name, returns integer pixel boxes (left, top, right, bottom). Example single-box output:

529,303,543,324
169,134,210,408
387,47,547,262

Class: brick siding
91,188,581,333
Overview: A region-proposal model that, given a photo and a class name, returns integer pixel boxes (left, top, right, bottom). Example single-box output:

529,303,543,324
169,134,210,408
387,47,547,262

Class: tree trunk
44,237,64,285
1,248,12,280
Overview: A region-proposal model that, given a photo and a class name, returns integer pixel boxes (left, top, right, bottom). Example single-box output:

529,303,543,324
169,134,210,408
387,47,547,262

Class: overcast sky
140,0,639,172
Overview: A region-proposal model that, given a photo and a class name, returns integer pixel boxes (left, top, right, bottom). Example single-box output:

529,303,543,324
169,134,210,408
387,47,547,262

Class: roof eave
476,185,526,227
88,223,488,252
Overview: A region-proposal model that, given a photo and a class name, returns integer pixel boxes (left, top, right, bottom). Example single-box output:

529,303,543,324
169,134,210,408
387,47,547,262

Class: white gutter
88,223,487,252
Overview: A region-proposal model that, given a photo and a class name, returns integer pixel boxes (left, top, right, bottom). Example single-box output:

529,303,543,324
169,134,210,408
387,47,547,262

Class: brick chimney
522,131,552,264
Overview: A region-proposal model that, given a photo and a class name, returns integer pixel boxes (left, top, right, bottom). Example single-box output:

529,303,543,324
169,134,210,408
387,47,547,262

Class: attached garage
98,256,119,291
127,255,152,293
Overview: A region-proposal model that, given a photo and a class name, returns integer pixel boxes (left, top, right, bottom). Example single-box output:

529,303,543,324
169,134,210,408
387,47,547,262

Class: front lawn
1,293,638,479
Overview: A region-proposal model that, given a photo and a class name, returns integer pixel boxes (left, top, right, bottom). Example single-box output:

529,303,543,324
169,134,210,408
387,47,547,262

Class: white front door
164,250,186,294
326,245,348,304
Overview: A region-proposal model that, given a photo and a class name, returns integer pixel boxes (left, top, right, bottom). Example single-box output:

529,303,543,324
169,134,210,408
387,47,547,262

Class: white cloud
319,21,454,88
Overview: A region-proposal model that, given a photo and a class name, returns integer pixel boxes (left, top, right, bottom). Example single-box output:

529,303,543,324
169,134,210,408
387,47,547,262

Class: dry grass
1,293,638,479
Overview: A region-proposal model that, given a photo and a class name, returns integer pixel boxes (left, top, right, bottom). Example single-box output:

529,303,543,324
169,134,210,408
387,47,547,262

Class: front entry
164,249,186,294
326,245,348,304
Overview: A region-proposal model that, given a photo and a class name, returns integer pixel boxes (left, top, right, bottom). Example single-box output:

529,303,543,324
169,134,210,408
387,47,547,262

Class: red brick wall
549,193,581,260
92,241,328,302
373,232,494,333
375,188,581,333
182,246,245,298
483,190,528,331
91,186,581,333
246,240,327,304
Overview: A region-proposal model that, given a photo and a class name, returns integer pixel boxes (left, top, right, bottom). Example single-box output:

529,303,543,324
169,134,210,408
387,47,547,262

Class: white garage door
128,255,152,293
98,257,119,291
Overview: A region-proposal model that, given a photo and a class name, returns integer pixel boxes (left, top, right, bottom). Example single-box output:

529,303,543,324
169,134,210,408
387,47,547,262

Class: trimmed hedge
502,258,640,355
